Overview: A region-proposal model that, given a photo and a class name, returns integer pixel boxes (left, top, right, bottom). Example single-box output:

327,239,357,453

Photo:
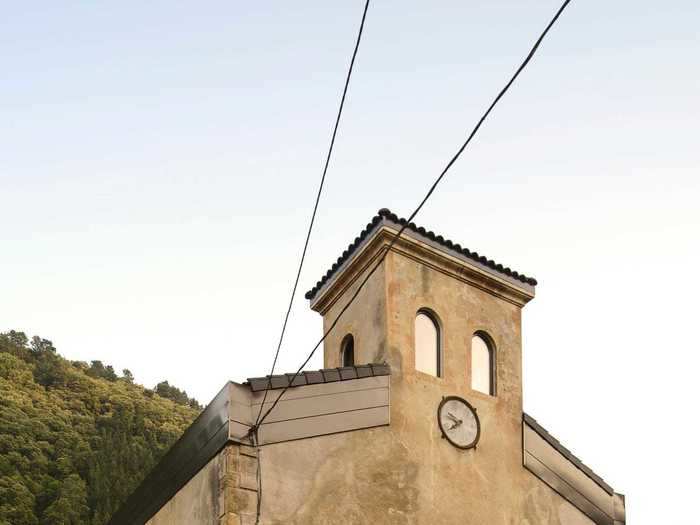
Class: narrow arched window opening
415,310,440,377
471,333,495,395
340,334,354,367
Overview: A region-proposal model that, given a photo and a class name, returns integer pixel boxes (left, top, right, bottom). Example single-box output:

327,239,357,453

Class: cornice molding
305,208,537,302
311,225,535,314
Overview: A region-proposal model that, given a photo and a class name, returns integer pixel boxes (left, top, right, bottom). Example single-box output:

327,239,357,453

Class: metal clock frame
437,395,481,450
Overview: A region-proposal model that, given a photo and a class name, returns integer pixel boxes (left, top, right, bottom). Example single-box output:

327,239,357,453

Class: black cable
252,0,574,431
253,429,262,525
254,0,372,427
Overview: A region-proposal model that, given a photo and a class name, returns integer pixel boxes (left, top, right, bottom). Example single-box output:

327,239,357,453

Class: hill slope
0,331,201,525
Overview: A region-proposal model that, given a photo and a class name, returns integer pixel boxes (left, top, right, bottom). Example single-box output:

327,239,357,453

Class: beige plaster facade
115,213,624,525
146,444,258,525
255,224,594,524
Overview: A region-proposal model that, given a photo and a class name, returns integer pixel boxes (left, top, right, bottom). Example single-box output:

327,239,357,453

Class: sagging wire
253,0,574,432
254,0,373,428
249,1,574,521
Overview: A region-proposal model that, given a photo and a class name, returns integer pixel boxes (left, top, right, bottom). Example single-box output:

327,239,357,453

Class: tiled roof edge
305,208,537,301
246,363,390,392
523,412,615,495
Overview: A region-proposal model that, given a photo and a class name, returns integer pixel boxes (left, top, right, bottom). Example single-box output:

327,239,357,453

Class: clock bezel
437,395,481,450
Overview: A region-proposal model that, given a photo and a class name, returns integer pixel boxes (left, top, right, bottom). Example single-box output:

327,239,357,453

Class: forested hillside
0,331,201,525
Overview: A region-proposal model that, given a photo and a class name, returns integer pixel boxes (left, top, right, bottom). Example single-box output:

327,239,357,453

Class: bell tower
306,208,536,432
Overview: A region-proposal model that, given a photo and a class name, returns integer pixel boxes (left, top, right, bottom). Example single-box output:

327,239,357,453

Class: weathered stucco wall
319,243,388,369
146,444,258,525
256,235,595,524
259,427,594,525
146,451,220,525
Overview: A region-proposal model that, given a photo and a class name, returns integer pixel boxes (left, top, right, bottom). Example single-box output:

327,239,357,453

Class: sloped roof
246,363,390,392
305,208,537,301
523,413,614,495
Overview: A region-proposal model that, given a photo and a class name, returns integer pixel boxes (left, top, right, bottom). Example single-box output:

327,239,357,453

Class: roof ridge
305,208,537,300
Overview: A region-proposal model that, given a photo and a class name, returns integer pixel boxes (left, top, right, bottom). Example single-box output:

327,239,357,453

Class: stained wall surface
260,429,595,525
146,452,220,525
319,244,388,369
146,444,258,525
261,232,598,524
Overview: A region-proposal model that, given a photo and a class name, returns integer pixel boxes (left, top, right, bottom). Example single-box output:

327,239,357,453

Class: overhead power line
252,0,574,432
254,0,372,427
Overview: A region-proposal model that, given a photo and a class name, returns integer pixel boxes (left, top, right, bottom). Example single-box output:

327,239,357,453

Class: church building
109,208,625,525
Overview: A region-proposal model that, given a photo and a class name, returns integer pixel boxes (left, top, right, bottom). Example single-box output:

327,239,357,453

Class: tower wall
288,226,587,524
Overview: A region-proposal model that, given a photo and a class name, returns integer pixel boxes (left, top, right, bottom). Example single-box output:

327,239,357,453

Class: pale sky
2,1,698,522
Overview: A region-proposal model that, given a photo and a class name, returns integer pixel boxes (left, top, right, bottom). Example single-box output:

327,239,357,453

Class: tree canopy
0,330,201,525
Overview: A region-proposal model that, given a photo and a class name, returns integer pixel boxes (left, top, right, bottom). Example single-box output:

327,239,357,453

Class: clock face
437,396,480,450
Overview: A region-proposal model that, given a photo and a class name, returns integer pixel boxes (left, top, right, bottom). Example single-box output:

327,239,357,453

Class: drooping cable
253,0,574,431
254,0,372,427
252,428,262,525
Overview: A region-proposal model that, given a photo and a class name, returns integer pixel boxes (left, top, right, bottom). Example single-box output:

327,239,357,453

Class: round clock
437,396,480,450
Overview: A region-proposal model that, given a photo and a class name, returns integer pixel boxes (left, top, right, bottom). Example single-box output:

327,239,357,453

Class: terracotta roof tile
246,363,390,392
305,208,537,301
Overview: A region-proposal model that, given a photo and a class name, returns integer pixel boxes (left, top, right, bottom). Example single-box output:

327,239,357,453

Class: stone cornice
311,223,535,314
305,209,537,302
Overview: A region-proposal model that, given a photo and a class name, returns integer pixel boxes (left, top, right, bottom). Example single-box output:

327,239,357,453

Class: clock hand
448,420,463,430
446,412,461,423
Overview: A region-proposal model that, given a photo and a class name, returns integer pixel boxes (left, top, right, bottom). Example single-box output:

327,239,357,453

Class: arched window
340,334,354,367
471,333,495,395
415,310,440,377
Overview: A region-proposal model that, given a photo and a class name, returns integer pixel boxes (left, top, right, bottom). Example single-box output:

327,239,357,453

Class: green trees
0,331,200,524
0,475,38,525
154,381,202,410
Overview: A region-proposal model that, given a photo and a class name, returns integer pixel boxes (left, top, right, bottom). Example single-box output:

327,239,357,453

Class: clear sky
2,1,698,522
